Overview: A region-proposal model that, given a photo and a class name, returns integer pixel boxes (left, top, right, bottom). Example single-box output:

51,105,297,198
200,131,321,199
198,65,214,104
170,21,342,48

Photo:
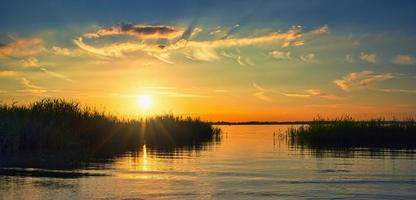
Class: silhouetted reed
0,99,220,159
288,116,416,149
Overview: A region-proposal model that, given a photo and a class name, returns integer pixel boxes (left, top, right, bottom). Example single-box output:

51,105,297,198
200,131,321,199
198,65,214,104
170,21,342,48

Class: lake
1,125,416,199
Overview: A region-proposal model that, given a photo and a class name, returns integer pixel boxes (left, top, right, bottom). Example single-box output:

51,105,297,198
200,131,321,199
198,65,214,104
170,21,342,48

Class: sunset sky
1,0,416,121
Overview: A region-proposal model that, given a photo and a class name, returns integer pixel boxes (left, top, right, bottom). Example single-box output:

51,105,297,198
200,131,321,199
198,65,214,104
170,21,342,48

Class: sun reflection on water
142,144,148,171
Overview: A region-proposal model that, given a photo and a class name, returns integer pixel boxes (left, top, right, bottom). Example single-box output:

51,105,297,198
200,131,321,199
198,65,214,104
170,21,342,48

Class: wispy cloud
375,88,416,94
214,89,227,93
73,37,162,57
282,89,338,99
281,93,310,98
17,77,47,94
84,24,183,39
40,67,73,82
74,24,322,61
190,27,203,38
0,70,18,77
391,54,416,65
236,56,254,66
312,25,329,35
184,47,220,61
221,24,240,39
269,51,317,63
187,27,302,48
209,26,222,35
333,70,393,91
360,52,377,64
220,50,253,65
0,38,44,58
252,83,272,101
19,57,40,67
269,51,291,60
299,53,317,63
147,52,174,64
49,46,80,56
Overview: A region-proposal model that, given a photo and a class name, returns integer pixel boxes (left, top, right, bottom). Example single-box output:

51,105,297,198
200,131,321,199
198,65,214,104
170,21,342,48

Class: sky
1,0,416,121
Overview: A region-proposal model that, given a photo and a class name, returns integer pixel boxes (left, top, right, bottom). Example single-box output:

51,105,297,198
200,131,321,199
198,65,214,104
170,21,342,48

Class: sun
137,95,153,109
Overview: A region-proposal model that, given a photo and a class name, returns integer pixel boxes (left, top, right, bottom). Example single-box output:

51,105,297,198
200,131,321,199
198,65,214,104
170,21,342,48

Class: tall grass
0,98,220,157
288,116,416,149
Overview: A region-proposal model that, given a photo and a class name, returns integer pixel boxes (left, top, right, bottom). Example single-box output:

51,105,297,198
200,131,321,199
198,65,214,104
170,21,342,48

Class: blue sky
1,0,416,120
2,0,416,33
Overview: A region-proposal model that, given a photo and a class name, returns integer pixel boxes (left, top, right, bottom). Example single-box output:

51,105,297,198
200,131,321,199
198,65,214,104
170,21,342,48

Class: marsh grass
288,116,416,149
0,98,220,158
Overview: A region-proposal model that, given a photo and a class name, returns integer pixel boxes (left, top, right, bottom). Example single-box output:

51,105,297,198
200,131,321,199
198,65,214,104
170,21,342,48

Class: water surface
1,125,416,199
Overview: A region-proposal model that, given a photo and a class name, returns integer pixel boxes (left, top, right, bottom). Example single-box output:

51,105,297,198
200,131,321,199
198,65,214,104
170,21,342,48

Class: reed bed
0,98,220,157
288,116,416,149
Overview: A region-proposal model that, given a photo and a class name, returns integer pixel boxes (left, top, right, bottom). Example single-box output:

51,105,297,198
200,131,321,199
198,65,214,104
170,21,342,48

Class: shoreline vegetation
1,98,415,168
211,121,310,125
288,116,416,149
0,99,221,160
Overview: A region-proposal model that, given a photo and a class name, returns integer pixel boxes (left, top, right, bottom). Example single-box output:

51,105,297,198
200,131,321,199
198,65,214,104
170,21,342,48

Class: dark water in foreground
1,125,416,199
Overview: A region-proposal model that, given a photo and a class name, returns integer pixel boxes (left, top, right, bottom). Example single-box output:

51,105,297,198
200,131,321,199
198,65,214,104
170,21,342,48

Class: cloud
188,27,302,48
360,52,377,64
282,89,338,99
40,67,73,82
0,70,18,77
270,51,317,62
0,38,44,58
305,89,338,99
281,93,310,98
214,89,227,93
73,37,162,57
220,50,238,58
252,83,272,101
19,57,40,67
312,25,329,35
147,52,174,64
375,88,416,94
293,41,305,46
184,47,220,61
391,54,416,65
237,56,245,65
190,27,203,38
221,24,240,39
209,26,222,35
219,50,253,65
84,24,183,39
74,25,321,61
17,77,47,94
333,70,393,91
270,51,291,60
299,53,317,62
50,46,79,56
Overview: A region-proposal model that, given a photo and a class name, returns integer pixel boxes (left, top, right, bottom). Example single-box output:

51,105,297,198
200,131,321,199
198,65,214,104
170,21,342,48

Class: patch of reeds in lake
0,98,221,158
288,116,416,149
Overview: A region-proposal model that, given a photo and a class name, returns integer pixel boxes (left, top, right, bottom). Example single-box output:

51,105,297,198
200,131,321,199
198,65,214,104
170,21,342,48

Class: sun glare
137,95,153,109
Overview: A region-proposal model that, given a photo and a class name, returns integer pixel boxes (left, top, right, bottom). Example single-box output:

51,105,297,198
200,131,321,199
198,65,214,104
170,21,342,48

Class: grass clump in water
0,98,220,157
288,116,416,149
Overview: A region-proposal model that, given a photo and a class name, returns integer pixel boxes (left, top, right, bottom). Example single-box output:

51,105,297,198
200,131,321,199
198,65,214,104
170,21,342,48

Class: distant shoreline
211,120,413,125
211,121,311,125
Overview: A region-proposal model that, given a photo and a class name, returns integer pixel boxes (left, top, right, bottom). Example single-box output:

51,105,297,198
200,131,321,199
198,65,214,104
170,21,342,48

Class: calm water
1,125,416,199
